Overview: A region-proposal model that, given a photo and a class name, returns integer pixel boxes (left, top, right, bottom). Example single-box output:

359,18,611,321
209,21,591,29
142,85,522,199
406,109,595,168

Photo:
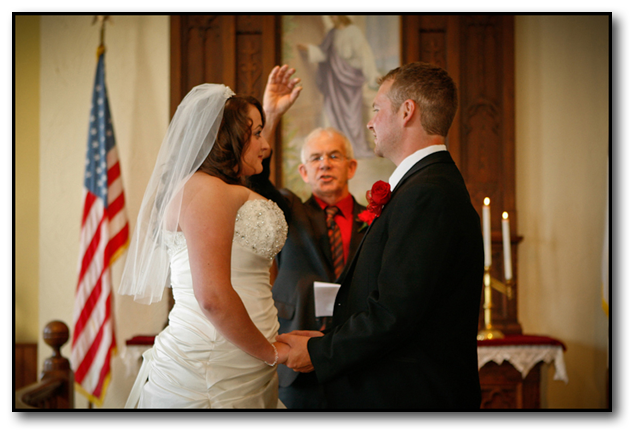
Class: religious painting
280,15,401,205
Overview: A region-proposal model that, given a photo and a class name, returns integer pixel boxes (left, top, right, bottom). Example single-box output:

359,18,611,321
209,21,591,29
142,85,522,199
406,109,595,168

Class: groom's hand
276,332,316,373
286,330,324,338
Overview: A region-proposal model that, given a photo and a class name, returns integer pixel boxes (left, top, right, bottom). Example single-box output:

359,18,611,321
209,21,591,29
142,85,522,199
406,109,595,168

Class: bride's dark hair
198,95,266,185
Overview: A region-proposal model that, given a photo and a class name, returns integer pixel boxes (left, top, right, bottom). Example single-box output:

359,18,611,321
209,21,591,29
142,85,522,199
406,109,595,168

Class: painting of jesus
280,15,400,204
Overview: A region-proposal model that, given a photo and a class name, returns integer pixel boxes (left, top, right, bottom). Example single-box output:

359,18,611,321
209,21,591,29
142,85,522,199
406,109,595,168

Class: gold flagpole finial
92,15,112,57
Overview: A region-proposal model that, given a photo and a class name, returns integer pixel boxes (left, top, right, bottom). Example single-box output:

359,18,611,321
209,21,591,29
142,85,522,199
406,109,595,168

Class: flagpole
89,14,111,411
92,15,111,53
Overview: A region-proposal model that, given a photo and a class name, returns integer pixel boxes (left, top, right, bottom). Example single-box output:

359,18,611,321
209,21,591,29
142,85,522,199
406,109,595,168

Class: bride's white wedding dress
126,199,288,409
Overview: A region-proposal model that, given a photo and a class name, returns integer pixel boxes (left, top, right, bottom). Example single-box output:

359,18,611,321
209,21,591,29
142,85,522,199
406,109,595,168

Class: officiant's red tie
325,206,345,280
322,206,344,331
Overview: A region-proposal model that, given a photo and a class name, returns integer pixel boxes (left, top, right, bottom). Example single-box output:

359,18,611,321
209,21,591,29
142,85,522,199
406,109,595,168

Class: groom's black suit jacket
273,190,367,387
307,151,484,410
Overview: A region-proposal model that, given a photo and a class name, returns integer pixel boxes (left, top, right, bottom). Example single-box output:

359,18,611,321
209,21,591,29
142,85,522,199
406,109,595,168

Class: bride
119,66,302,408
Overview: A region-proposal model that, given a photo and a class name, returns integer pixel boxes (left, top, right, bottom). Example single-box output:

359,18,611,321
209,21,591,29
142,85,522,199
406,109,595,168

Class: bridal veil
119,84,235,304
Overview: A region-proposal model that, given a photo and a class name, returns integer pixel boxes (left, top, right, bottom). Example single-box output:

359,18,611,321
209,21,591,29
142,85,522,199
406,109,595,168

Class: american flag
71,48,129,407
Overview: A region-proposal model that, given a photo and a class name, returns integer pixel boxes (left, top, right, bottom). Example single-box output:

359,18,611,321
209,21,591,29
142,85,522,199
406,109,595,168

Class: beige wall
15,14,609,409
15,15,41,344
515,15,609,408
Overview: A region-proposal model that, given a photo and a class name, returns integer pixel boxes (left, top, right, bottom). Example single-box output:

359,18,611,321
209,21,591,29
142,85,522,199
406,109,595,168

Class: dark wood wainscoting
15,343,38,389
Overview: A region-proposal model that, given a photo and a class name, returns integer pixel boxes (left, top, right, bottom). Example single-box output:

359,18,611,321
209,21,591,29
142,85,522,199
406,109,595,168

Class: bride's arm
262,65,302,147
179,175,289,365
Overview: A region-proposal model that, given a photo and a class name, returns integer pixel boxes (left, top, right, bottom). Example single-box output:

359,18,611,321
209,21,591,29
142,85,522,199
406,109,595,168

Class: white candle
483,198,491,267
502,212,512,280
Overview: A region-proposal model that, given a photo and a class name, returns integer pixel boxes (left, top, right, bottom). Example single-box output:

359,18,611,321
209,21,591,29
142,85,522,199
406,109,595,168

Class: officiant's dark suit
272,183,365,408
299,62,484,410
273,190,366,395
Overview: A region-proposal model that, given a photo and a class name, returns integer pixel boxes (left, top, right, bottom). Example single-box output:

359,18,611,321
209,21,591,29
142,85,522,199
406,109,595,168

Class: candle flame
502,212,509,219
484,197,490,206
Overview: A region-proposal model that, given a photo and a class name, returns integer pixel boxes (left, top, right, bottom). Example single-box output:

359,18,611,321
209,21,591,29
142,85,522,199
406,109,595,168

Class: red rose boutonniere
366,180,392,216
358,180,391,231
357,210,377,231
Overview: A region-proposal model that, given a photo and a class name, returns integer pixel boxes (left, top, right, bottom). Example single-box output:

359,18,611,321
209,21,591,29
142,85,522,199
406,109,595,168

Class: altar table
477,334,567,409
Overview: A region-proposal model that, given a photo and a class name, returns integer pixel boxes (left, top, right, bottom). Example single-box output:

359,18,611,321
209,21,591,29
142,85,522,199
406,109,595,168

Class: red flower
357,210,377,228
365,180,392,218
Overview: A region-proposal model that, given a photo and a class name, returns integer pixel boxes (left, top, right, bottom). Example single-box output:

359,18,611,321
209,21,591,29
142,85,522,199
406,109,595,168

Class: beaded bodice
164,198,287,261
232,199,287,260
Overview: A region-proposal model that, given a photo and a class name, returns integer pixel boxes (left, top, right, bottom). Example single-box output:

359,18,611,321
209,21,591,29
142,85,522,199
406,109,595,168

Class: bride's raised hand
263,65,302,119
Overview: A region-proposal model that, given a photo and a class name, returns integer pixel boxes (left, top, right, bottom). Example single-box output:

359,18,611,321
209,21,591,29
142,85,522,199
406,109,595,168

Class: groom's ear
400,99,417,126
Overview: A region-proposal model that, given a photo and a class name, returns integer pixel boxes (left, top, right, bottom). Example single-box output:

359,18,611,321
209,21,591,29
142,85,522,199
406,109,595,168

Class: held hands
276,330,324,373
274,341,290,366
262,65,302,120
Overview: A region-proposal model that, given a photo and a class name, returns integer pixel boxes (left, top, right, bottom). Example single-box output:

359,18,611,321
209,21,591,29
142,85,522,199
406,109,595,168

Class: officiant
249,66,368,409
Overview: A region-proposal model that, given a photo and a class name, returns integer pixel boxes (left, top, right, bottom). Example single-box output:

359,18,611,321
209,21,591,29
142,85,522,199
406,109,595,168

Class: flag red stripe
92,297,115,397
74,306,106,385
107,191,125,220
76,214,106,290
72,267,104,346
92,337,114,398
75,291,112,385
107,161,121,184
105,224,129,262
81,191,97,226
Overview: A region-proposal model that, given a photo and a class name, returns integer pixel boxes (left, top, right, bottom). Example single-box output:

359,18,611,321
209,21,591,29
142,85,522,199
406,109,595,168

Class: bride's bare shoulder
183,172,250,208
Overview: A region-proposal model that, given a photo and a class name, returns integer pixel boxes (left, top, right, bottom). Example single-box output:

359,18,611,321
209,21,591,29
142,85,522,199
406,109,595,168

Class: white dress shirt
388,144,447,191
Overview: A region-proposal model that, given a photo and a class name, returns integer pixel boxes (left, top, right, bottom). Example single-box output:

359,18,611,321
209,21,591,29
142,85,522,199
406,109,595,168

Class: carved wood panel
479,361,542,409
170,15,280,183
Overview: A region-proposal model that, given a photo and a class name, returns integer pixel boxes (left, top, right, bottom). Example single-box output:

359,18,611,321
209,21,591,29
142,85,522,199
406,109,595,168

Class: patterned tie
319,206,344,331
325,206,345,281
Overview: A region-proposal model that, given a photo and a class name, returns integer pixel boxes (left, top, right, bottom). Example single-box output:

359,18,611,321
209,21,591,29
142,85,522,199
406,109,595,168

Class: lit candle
502,212,512,280
483,198,491,267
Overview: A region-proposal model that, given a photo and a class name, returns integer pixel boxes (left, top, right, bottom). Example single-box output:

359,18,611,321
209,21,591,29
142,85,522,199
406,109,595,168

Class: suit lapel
347,199,366,266
391,150,453,198
336,203,372,285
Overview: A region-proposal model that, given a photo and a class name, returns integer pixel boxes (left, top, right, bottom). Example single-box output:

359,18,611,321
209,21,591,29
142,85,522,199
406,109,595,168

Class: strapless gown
125,199,288,409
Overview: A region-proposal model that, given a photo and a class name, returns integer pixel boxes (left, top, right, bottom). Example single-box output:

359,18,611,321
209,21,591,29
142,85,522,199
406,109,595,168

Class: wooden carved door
170,15,283,185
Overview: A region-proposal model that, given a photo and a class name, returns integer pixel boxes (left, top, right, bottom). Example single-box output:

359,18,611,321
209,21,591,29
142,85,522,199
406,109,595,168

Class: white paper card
314,281,341,317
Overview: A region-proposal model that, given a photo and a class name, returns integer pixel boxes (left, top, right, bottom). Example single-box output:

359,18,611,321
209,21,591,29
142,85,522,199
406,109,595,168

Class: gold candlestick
477,266,514,341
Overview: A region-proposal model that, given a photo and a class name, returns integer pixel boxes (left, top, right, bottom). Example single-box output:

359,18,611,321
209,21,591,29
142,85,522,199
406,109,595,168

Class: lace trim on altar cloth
477,345,568,383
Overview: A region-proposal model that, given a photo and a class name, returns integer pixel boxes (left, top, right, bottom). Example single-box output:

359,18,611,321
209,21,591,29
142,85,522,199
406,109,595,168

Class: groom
277,62,484,410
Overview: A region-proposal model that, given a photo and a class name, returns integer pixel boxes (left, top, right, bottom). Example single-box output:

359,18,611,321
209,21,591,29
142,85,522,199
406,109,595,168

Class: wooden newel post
41,321,75,408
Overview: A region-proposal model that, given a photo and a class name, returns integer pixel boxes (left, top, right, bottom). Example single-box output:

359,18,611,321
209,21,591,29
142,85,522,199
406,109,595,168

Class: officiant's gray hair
300,127,354,163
